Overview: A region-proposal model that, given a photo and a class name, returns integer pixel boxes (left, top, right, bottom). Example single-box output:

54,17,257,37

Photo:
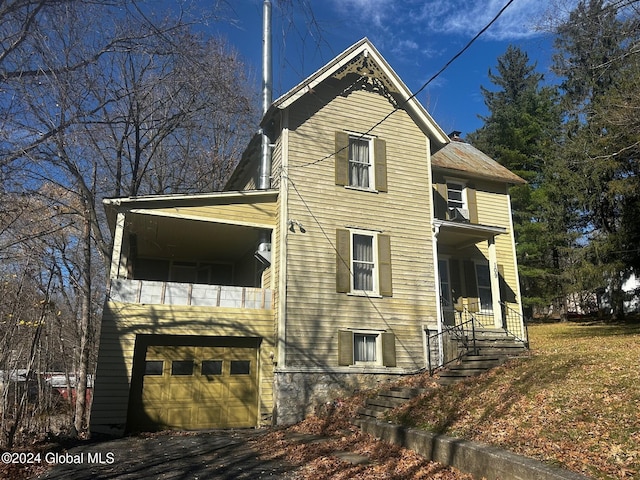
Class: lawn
388,321,640,479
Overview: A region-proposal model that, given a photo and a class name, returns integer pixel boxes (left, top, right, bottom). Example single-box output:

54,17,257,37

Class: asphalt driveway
31,430,296,480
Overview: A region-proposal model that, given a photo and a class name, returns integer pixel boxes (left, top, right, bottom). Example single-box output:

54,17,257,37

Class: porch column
487,236,502,327
109,211,126,280
431,224,443,368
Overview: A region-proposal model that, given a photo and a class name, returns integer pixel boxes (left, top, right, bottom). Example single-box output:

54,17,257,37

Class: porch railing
108,278,272,309
426,298,528,375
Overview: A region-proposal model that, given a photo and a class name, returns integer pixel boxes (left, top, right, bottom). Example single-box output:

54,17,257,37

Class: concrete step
357,406,387,418
381,387,430,399
366,396,407,409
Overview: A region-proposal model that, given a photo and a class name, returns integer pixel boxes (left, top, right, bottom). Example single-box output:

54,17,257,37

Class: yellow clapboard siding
153,201,277,227
281,84,437,371
91,302,275,433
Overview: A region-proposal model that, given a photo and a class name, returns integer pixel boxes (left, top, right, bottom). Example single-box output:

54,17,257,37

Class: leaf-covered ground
387,321,640,479
250,321,639,479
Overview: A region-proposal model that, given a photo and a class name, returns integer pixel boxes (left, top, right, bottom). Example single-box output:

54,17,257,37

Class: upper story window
348,136,373,189
335,131,387,192
446,181,466,209
352,232,376,292
335,228,393,297
446,180,470,222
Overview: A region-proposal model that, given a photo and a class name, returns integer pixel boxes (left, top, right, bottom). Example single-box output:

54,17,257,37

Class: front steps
357,328,527,419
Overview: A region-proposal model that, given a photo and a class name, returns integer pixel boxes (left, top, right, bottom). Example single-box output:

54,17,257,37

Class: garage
127,336,260,431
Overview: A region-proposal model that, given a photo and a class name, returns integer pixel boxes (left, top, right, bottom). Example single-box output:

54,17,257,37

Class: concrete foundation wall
274,371,399,425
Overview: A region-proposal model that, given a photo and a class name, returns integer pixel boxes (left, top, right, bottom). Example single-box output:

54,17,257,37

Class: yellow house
90,38,526,436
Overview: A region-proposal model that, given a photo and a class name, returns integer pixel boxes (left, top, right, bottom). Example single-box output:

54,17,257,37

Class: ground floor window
354,333,378,363
476,263,493,312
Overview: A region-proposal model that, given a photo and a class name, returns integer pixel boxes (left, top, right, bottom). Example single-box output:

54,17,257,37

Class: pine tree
468,46,565,316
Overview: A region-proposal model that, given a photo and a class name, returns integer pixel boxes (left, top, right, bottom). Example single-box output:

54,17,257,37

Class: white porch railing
108,279,272,310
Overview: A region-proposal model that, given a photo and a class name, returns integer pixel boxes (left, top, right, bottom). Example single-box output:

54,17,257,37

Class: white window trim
351,329,384,366
346,133,376,192
444,177,469,223
348,228,380,296
475,261,494,314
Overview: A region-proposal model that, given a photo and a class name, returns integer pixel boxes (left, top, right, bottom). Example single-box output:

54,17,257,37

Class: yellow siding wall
152,201,277,226
91,302,275,434
282,80,437,371
474,180,521,313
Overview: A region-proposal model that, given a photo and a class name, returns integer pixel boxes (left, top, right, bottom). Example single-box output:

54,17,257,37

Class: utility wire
277,0,518,325
290,0,517,170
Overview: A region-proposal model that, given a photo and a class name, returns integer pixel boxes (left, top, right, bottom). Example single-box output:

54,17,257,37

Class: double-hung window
352,233,375,292
335,131,387,192
446,180,471,222
475,263,493,312
348,136,373,189
446,181,465,209
336,228,392,297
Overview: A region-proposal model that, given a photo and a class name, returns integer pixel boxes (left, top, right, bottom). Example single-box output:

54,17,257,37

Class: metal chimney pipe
258,0,272,190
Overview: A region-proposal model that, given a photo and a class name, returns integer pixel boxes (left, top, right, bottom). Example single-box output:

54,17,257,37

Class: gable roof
431,140,526,185
262,38,450,147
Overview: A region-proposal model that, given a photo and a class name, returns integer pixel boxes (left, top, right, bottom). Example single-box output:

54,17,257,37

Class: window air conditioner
448,207,470,222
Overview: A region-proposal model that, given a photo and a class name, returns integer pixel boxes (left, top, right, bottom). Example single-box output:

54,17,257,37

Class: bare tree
1,0,258,442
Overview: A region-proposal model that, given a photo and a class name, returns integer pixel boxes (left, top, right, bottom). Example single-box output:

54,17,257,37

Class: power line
289,0,517,170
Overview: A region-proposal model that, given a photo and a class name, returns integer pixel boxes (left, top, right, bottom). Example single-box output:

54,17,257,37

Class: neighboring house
90,38,526,436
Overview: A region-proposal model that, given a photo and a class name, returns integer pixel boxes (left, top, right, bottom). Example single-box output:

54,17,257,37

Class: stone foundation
274,370,400,425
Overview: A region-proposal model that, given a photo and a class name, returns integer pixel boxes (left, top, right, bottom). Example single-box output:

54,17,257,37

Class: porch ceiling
127,213,264,261
434,220,506,249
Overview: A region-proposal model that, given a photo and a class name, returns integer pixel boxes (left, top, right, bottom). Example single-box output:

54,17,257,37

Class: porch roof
434,219,506,249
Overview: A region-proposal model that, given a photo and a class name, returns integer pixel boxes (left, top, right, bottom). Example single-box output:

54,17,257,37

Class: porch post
487,236,502,327
432,224,444,367
109,211,126,280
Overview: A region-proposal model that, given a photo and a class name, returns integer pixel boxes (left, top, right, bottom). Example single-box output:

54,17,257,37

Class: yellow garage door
129,344,258,431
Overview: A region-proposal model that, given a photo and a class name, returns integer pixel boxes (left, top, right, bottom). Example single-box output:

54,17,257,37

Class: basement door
128,342,258,431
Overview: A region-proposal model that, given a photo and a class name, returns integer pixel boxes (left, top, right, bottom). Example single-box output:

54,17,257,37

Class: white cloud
328,0,577,42
414,0,577,41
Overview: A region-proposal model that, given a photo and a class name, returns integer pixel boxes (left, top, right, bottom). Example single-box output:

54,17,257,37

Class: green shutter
466,184,479,224
374,138,387,192
335,131,349,186
378,234,392,296
433,173,448,220
381,332,396,367
338,330,354,366
336,229,350,293
463,260,480,312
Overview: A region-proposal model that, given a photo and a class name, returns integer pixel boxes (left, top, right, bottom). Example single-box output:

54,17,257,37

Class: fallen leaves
388,321,640,479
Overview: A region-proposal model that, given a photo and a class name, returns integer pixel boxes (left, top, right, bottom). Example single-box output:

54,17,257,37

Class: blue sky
203,0,576,137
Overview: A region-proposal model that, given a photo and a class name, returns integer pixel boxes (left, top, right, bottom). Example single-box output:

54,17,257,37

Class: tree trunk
74,204,92,435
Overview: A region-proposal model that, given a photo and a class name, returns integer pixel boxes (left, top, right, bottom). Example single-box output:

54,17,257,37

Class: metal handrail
427,298,529,375
427,300,482,375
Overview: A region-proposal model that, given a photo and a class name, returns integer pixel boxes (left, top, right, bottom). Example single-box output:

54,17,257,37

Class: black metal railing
426,298,528,375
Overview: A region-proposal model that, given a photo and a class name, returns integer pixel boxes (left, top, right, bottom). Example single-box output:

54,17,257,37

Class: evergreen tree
468,46,565,316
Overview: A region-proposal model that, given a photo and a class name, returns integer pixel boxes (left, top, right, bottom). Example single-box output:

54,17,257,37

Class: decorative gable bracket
332,51,400,106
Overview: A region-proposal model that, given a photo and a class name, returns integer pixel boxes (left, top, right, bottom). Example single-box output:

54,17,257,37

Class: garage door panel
167,407,193,427
129,339,259,431
196,406,223,427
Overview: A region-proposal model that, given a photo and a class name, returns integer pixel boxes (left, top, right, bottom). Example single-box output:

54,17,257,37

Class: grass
387,321,640,479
